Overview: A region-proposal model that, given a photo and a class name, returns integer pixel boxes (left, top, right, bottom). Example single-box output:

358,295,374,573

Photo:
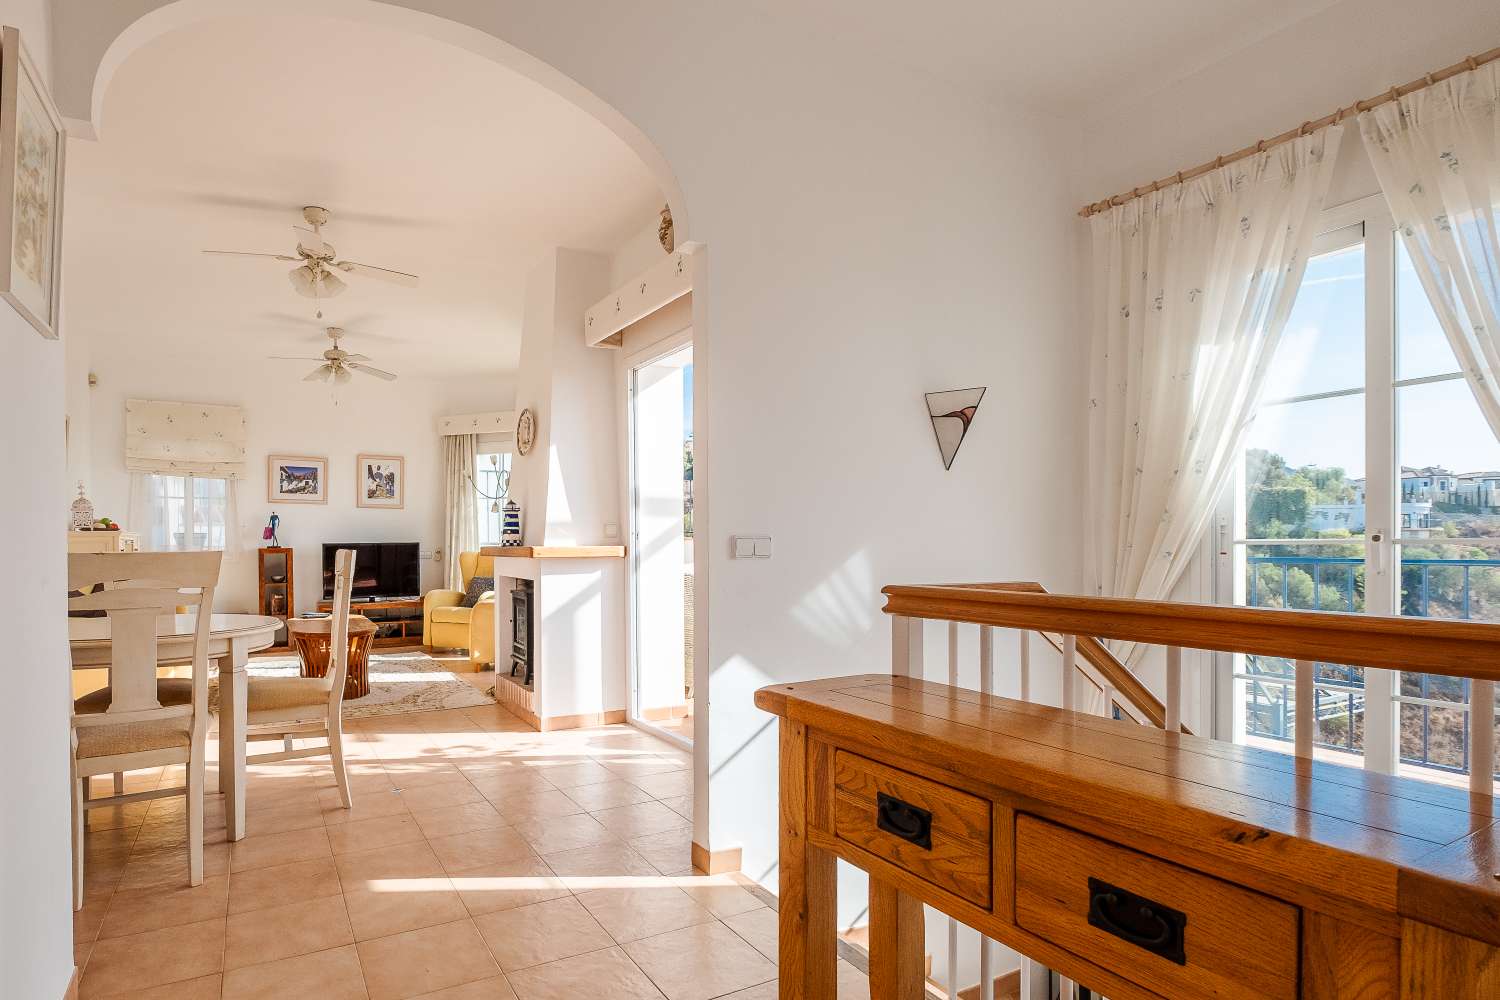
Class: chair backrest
68,551,222,729
325,548,356,717
459,551,495,589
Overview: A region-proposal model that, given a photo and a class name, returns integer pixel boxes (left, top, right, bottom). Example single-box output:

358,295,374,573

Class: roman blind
124,399,248,478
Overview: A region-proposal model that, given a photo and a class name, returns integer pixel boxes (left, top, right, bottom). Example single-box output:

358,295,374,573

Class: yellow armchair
423,552,497,668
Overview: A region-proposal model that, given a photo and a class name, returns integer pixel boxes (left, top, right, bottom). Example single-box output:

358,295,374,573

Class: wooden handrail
882,583,1500,681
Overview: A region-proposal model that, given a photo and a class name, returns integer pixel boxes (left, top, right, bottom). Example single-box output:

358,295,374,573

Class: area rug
211,650,492,719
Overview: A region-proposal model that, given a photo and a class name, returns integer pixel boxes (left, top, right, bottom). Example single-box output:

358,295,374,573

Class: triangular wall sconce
926,387,986,470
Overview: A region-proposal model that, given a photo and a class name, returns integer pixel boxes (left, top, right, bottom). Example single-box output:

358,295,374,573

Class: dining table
68,612,283,842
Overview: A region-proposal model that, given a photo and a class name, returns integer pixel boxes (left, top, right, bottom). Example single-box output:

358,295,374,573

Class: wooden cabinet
758,674,1500,999
67,530,140,553
256,547,293,649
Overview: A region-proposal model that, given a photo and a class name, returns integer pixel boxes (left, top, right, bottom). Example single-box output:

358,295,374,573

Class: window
140,474,230,551
1221,195,1499,787
475,451,513,546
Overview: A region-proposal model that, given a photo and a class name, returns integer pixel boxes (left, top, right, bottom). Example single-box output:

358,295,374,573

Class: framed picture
267,454,328,504
356,453,404,509
0,26,64,340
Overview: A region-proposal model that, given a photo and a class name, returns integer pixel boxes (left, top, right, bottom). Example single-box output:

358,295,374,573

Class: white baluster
948,621,959,686
979,936,995,1000
1061,634,1077,712
1020,958,1051,1000
1470,678,1496,796
1294,658,1315,759
946,917,958,1000
1165,645,1183,733
892,615,923,678
979,626,993,697
1019,630,1031,702
1100,683,1115,719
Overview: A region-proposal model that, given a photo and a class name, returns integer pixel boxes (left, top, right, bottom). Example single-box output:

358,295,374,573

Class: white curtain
443,433,479,590
1086,129,1343,663
1360,63,1500,439
128,472,242,558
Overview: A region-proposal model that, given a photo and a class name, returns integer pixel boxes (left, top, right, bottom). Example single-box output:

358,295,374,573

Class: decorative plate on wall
516,408,536,456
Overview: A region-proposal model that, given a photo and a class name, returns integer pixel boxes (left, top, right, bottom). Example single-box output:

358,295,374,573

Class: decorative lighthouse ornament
501,498,523,547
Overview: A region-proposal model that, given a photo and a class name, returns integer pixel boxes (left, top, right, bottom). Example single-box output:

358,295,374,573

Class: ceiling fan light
288,264,318,297
318,269,347,297
334,366,353,385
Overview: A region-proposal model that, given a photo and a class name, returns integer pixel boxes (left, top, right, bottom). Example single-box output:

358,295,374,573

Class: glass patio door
1222,195,1499,787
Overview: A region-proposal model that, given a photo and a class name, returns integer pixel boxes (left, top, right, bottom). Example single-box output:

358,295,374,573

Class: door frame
621,327,695,750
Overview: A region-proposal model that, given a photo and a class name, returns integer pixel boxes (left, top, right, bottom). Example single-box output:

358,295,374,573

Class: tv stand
316,595,423,647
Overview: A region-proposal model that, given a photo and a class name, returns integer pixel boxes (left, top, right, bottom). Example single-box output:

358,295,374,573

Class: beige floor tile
356,918,500,1000
223,893,354,969
533,760,615,788
335,839,446,891
559,778,656,812
656,795,693,820
721,906,777,962
585,802,688,846
325,811,427,855
450,855,570,916
79,917,225,998
427,829,538,875
322,784,410,823
505,947,664,1000
489,788,584,823
114,842,229,893
99,875,228,940
600,758,686,782
228,855,343,914
672,879,764,919
512,811,618,855
396,779,486,812
344,877,467,941
411,973,518,998
73,887,114,945
382,761,469,786
713,983,775,1000
541,841,659,880
623,921,777,1000
472,896,615,972
836,959,872,1000
575,885,715,943
229,825,332,873
242,799,328,838
410,800,508,839
628,770,693,800
95,973,224,999
221,944,369,1000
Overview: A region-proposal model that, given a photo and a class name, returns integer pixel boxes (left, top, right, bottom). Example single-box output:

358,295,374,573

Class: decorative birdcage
70,482,95,531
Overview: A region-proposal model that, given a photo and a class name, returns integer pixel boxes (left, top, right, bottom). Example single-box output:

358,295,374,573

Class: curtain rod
1078,44,1500,219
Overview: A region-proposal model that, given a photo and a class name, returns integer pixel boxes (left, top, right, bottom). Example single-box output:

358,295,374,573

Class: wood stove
510,580,534,685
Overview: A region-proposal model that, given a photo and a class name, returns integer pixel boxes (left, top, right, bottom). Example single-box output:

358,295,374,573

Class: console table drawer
832,750,991,907
1015,815,1298,1000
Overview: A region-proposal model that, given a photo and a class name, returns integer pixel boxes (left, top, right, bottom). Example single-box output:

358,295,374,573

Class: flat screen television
323,542,420,602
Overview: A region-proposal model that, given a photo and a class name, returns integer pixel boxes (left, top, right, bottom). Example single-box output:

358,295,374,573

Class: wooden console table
757,674,1500,999
316,596,422,647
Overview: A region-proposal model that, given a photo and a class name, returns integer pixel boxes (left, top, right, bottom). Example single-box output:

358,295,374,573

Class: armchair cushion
431,606,475,625
460,576,495,608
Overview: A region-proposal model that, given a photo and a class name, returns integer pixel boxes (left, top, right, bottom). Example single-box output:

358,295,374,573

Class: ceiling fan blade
342,353,371,363
293,226,327,257
203,250,298,261
267,355,326,361
333,260,419,288
303,365,331,382
348,362,397,381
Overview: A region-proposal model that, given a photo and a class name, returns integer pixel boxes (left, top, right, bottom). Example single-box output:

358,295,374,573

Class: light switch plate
732,535,771,559
604,522,620,539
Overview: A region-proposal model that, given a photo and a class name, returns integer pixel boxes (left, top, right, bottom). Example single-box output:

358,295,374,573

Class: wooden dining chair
68,551,221,910
241,548,357,812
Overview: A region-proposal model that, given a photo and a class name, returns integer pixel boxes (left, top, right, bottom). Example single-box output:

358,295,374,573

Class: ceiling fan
204,206,419,317
269,327,396,384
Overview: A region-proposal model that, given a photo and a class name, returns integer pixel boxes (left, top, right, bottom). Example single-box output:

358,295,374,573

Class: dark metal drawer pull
1086,877,1187,965
876,792,932,849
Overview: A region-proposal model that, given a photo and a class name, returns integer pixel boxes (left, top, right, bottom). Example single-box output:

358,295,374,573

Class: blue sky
1248,243,1499,479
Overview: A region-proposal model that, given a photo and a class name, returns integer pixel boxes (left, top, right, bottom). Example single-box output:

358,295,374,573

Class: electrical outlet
604,522,619,540
732,535,771,559
430,548,442,562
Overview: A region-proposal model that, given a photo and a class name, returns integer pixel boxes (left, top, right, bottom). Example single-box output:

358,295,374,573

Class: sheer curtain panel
1086,130,1343,664
1361,61,1500,439
443,433,479,590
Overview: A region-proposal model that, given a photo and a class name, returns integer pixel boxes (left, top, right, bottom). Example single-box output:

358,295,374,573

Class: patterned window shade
124,399,248,478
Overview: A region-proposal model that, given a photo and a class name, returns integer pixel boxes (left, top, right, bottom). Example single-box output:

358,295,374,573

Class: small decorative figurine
501,498,524,547
263,511,281,547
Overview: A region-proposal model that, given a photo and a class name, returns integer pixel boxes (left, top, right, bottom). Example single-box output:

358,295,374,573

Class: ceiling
63,14,663,379
763,0,1345,116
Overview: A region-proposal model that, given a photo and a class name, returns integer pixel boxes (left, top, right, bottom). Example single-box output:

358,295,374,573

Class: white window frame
145,472,230,553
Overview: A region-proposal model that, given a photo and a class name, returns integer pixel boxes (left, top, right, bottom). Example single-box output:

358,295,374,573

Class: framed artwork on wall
268,454,328,504
356,453,404,509
0,26,66,340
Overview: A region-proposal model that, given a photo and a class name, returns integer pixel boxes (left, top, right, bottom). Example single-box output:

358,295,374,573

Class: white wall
83,351,516,613
0,2,77,997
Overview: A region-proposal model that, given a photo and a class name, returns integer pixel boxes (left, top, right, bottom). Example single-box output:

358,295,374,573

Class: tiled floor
72,697,870,999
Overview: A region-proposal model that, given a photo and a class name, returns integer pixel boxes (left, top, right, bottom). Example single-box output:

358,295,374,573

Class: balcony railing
1244,553,1500,772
